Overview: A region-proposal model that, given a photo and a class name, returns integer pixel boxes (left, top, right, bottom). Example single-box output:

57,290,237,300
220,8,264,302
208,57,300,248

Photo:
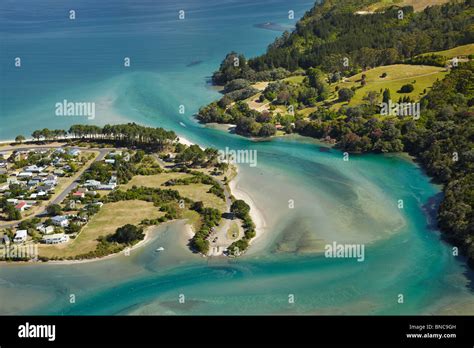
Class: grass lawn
38,200,163,258
331,64,447,108
421,44,474,58
174,184,226,212
361,0,450,12
283,75,305,84
399,0,451,12
251,81,269,91
226,222,240,240
122,173,227,211
299,106,318,118
245,93,269,112
121,172,192,190
181,209,201,231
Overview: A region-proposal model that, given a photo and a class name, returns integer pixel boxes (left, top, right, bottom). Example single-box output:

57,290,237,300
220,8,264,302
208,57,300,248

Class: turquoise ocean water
0,0,473,315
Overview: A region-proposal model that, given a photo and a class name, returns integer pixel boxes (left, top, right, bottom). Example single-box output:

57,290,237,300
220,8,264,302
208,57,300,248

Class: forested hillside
249,0,473,73
404,62,474,265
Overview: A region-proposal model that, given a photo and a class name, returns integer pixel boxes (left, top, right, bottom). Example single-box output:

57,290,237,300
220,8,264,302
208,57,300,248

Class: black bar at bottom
0,315,472,346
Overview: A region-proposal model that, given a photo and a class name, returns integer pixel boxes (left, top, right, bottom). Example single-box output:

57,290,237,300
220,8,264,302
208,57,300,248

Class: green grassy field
361,0,450,12
283,75,305,84
122,172,193,189
122,173,227,211
181,209,201,232
420,44,474,58
331,64,447,108
38,200,163,258
226,222,240,240
299,106,318,117
174,184,227,212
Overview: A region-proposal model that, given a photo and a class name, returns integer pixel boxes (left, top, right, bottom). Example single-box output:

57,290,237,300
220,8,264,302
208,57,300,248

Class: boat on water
179,122,186,127
155,247,165,252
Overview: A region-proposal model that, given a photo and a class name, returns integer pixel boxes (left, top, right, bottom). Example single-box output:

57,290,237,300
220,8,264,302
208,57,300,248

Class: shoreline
228,167,267,245
47,224,160,265
175,134,195,147
0,221,179,266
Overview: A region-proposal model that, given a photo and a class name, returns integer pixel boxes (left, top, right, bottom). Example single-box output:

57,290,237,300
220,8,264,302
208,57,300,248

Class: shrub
399,84,414,93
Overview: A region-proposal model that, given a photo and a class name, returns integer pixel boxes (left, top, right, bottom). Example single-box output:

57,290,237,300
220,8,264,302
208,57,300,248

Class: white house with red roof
15,201,29,211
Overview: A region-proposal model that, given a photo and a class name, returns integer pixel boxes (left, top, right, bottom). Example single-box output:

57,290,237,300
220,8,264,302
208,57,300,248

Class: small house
13,230,27,243
68,149,81,157
84,180,101,188
51,215,69,227
27,179,40,187
15,201,28,211
36,184,54,193
41,233,69,245
7,178,19,185
6,198,18,205
109,176,117,184
98,183,116,190
53,169,65,176
24,165,45,173
72,191,85,199
39,225,55,234
18,172,33,178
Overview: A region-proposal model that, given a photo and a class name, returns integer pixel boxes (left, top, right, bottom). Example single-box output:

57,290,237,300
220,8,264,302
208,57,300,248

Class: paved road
46,148,110,208
0,146,111,228
206,171,235,256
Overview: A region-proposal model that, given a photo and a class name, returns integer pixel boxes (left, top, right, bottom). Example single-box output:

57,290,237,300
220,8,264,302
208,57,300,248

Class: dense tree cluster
402,62,474,265
46,204,62,216
105,186,185,206
197,101,277,137
175,145,219,168
227,199,255,256
108,224,144,245
29,123,177,149
112,151,162,184
230,200,250,219
81,162,113,184
406,54,447,67
31,129,67,141
165,170,225,199
248,0,472,72
69,123,176,147
211,51,291,85
190,204,222,254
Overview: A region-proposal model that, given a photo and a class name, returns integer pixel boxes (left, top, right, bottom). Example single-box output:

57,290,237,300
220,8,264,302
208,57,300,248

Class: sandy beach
175,134,195,147
228,167,267,245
